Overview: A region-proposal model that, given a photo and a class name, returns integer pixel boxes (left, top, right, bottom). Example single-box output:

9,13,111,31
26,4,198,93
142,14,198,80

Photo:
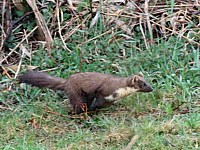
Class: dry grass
0,0,199,67
0,0,199,149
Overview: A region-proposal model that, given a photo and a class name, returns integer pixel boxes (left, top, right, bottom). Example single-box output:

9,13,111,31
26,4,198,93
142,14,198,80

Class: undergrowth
1,34,199,149
0,0,199,149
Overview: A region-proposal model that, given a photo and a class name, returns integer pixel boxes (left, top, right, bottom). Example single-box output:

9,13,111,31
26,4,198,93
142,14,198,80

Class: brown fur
19,71,153,114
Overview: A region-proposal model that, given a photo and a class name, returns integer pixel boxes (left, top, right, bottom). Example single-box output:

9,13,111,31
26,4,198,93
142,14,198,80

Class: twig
148,4,200,8
83,27,116,44
139,15,148,49
0,105,13,111
40,67,58,72
44,105,66,117
151,20,200,47
144,0,153,41
123,135,140,150
7,44,25,90
63,15,89,41
0,26,38,64
14,44,25,79
1,66,12,78
0,0,6,51
56,0,71,52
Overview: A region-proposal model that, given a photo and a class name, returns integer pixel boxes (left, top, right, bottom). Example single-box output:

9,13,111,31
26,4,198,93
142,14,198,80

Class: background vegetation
0,0,199,149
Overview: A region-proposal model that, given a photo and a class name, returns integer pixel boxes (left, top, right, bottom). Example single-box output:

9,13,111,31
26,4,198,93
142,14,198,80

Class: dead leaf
20,44,31,58
25,0,53,51
12,0,26,11
90,11,100,28
29,117,40,129
112,17,132,35
67,0,76,10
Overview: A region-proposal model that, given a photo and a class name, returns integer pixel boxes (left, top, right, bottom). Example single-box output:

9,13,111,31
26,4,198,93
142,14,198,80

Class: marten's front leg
89,98,103,110
69,94,87,114
89,98,113,111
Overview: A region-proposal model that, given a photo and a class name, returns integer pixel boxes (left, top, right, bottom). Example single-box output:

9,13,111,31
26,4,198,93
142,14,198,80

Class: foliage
0,0,199,149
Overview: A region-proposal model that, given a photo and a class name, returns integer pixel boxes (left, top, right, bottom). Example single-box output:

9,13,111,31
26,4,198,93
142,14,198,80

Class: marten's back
19,71,128,97
66,72,128,95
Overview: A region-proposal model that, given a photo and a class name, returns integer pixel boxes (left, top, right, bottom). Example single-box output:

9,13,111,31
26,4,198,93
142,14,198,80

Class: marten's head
127,72,153,92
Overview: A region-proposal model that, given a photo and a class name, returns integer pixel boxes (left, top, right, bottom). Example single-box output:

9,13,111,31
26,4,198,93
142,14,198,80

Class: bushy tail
18,71,66,91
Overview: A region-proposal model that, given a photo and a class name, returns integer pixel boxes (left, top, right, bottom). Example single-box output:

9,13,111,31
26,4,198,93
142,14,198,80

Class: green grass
1,34,199,149
1,6,200,149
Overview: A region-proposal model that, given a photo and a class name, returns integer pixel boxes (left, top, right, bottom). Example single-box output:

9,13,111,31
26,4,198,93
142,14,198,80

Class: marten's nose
149,87,153,92
145,86,153,92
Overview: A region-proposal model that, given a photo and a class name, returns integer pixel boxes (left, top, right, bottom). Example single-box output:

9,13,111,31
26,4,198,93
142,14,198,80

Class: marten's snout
139,84,153,92
137,82,153,92
145,86,153,92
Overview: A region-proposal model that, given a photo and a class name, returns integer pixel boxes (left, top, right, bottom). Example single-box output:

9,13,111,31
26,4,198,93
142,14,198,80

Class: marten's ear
137,72,144,77
132,75,139,84
127,75,141,86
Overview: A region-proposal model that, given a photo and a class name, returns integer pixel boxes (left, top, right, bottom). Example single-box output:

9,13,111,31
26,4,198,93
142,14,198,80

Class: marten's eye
140,82,146,88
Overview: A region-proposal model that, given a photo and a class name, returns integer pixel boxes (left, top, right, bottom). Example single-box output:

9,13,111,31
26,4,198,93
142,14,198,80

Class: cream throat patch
105,87,138,102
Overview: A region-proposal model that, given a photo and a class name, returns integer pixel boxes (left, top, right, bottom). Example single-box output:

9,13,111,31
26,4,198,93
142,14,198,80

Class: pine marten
19,71,153,114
